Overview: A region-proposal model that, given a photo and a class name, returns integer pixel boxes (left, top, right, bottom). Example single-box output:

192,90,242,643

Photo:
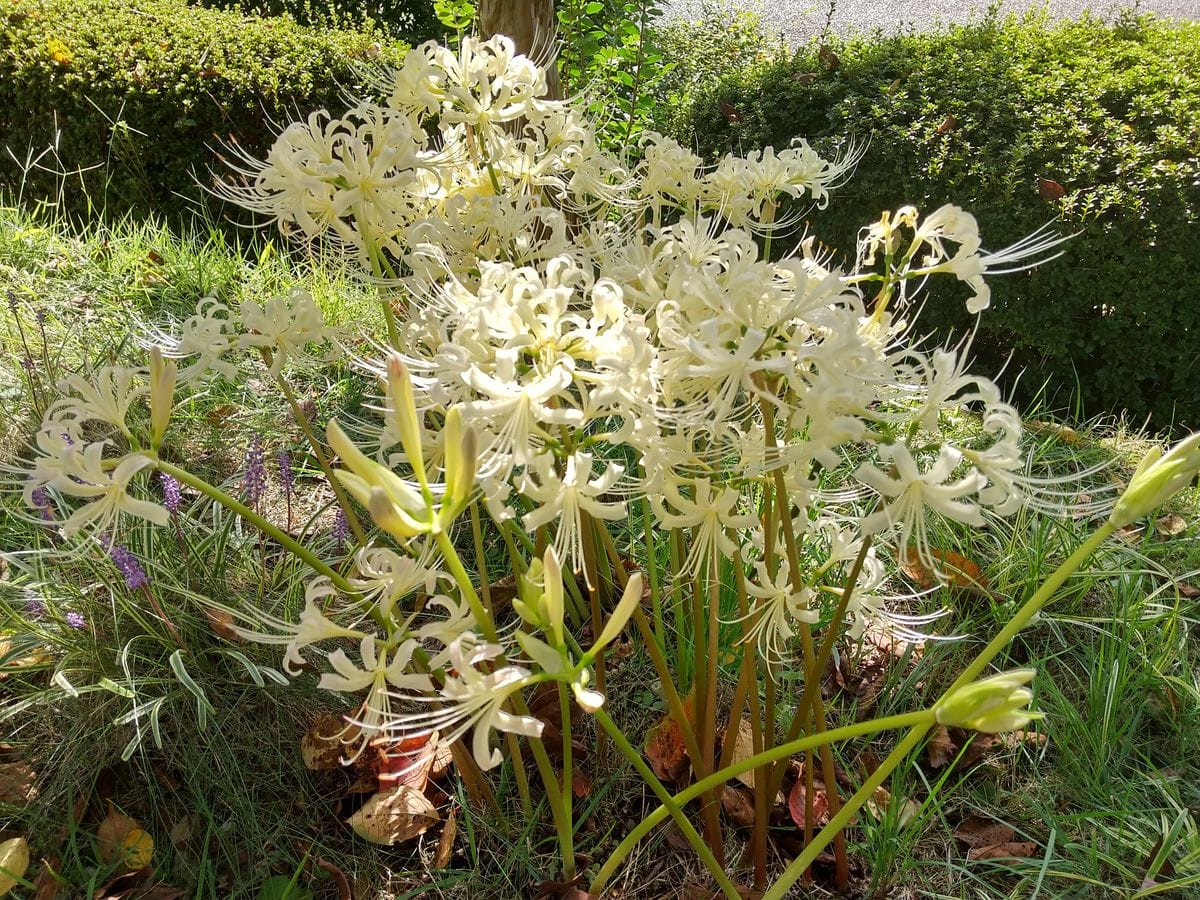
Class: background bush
191,0,443,42
0,0,407,224
678,12,1200,431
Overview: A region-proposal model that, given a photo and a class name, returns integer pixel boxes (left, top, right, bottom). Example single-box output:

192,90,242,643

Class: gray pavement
666,0,1199,42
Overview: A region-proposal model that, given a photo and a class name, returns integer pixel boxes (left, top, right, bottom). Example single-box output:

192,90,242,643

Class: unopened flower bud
1109,433,1200,529
935,669,1040,734
148,346,177,449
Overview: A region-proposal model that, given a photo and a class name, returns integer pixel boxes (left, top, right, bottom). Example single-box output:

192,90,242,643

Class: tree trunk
478,0,561,99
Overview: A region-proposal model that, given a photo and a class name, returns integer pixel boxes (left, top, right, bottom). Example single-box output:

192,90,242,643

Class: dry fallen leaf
865,786,919,828
570,772,592,799
203,608,241,642
936,113,959,134
818,44,840,70
300,715,355,771
926,724,956,768
1175,581,1200,599
0,837,30,896
787,773,830,830
720,785,757,828
1037,177,1066,200
0,760,37,805
96,807,153,872
315,858,351,900
644,699,694,787
728,718,760,789
1155,513,1187,536
433,806,457,869
378,733,439,792
901,546,988,593
954,815,1038,861
347,784,439,845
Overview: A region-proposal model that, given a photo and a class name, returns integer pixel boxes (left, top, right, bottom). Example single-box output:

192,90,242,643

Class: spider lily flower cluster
21,37,1195,881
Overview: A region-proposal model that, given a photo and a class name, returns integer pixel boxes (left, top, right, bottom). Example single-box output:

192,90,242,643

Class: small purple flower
276,451,295,500
20,356,35,372
30,486,54,521
331,505,349,551
5,290,17,314
66,611,86,629
160,472,182,515
34,309,47,325
242,436,267,507
108,542,150,591
24,593,47,620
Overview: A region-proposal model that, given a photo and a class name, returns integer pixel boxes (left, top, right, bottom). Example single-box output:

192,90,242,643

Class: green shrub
679,12,1200,430
192,0,443,43
0,0,407,223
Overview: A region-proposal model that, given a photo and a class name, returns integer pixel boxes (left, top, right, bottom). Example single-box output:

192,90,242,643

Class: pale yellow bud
935,669,1041,734
1110,433,1200,528
148,347,177,449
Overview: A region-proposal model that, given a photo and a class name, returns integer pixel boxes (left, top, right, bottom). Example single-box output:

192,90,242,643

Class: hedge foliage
680,12,1200,430
0,0,407,222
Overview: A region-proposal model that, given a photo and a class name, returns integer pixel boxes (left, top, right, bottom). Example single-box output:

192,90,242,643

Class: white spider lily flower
388,634,542,771
655,477,758,579
140,297,238,382
907,208,1071,314
48,366,146,439
239,289,334,375
319,636,432,757
855,443,986,565
50,446,169,538
221,579,368,674
737,559,819,663
21,425,83,506
519,450,627,576
348,543,443,622
935,669,1041,734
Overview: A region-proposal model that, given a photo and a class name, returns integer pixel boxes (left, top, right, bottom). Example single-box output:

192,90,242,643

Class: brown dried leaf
570,772,592,799
202,608,241,642
33,856,61,900
1155,514,1187,536
644,713,690,785
1175,581,1200,599
96,807,153,872
728,718,759,789
936,113,959,134
901,546,988,593
720,785,756,828
787,773,830,829
433,806,457,869
926,724,956,768
1038,177,1066,200
719,102,743,124
818,44,840,70
377,733,439,793
0,760,37,805
300,714,355,771
347,785,439,845
969,840,1038,861
954,816,1014,849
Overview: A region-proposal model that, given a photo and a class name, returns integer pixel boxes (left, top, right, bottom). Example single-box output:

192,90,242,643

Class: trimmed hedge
0,0,407,222
680,13,1200,430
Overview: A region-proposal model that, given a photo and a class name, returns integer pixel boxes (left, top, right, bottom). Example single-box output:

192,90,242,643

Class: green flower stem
260,348,368,548
154,460,370,606
761,724,929,900
769,537,872,799
761,520,1118,900
504,729,533,817
590,709,934,895
433,530,498,643
594,709,742,900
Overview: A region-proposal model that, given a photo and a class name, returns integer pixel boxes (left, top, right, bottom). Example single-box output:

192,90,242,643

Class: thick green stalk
590,710,934,895
595,709,741,900
434,530,498,643
762,520,1118,899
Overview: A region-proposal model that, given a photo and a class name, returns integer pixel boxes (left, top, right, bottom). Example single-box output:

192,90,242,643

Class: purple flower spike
24,593,47,620
160,472,182,515
108,543,150,591
66,611,86,629
276,450,295,499
242,436,267,507
30,486,54,521
332,505,349,551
